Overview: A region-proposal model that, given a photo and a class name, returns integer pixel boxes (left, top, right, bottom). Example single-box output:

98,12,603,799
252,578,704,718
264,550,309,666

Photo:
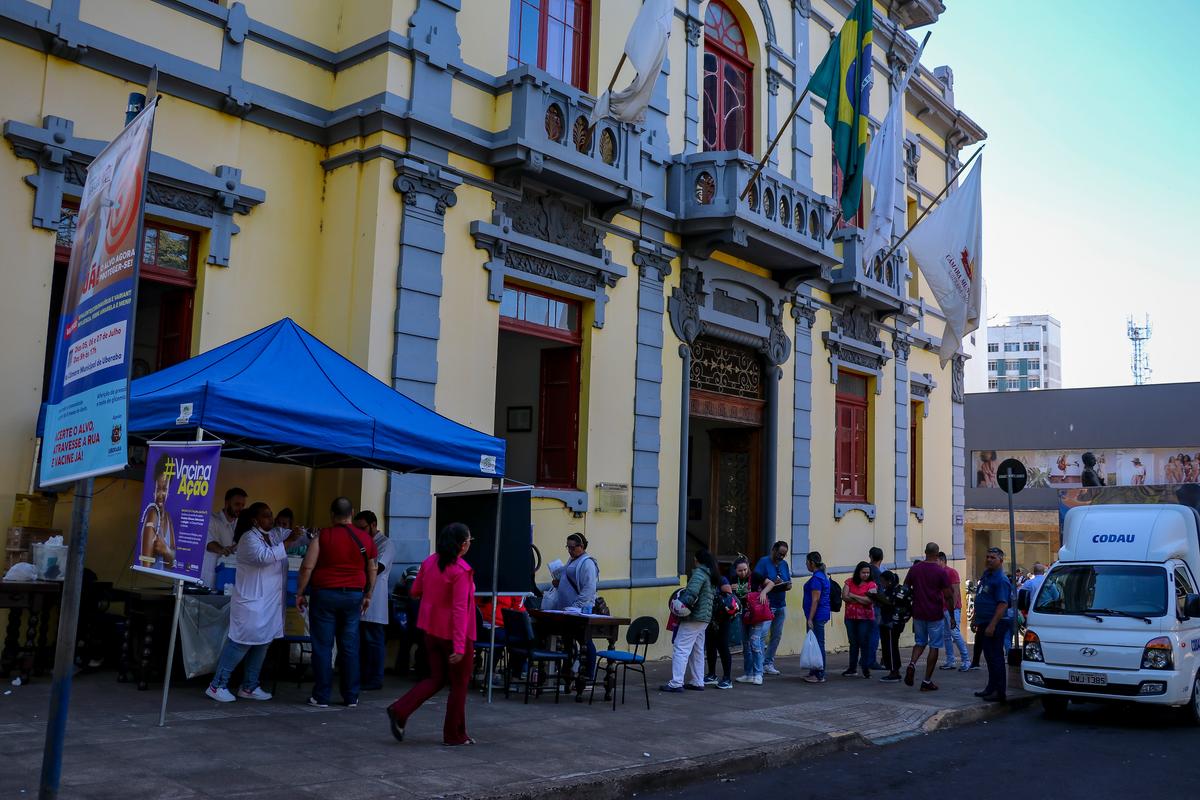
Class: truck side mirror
1185,594,1200,619
1017,587,1031,614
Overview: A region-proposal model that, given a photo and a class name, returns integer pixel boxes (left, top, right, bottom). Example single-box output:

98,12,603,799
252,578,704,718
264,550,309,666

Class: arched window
508,0,591,91
703,2,753,153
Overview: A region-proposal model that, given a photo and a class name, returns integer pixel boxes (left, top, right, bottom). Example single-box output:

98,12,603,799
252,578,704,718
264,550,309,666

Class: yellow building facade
0,0,983,657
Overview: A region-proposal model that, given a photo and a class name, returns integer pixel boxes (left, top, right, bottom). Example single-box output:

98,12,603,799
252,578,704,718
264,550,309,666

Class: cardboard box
12,494,55,528
6,527,60,550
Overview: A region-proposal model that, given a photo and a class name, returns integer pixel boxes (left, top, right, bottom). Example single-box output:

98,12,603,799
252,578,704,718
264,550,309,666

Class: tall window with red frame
497,285,582,489
910,402,923,507
44,206,196,402
508,0,591,91
703,1,753,153
835,372,870,503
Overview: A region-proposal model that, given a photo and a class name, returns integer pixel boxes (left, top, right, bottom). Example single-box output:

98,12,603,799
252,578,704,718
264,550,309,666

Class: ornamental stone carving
791,299,817,328
395,173,458,216
508,191,600,254
893,334,911,363
669,268,706,345
822,303,890,391
686,17,702,46
952,355,966,404
763,303,791,366
633,249,672,282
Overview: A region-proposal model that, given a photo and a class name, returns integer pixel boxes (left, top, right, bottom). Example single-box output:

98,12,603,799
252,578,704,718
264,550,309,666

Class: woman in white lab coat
205,502,301,703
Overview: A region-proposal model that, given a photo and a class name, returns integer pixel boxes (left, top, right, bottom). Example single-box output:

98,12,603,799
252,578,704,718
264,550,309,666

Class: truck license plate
1068,671,1107,686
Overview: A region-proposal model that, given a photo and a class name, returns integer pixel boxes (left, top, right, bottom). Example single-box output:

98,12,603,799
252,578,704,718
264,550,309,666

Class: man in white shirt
202,487,247,588
355,510,395,691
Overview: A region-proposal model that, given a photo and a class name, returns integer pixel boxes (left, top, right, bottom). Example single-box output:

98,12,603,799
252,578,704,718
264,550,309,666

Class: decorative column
761,302,791,555
893,332,911,565
791,0,814,184
684,1,703,153
668,266,706,574
790,297,817,572
386,157,461,564
951,355,967,560
630,242,673,582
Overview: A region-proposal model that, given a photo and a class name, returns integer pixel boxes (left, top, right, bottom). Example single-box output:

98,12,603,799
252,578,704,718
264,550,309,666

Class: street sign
996,458,1027,495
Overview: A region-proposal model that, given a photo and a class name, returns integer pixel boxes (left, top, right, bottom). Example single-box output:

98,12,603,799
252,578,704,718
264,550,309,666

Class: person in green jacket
661,549,720,692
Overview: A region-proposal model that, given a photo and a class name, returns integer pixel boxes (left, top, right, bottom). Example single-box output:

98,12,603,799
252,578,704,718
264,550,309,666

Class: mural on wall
1058,484,1200,527
974,448,1200,489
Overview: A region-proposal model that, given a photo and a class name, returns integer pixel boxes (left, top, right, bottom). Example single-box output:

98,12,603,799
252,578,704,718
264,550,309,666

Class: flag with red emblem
905,157,983,367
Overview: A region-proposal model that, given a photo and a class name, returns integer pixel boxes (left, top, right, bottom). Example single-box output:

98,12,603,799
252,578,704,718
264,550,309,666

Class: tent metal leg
486,478,504,703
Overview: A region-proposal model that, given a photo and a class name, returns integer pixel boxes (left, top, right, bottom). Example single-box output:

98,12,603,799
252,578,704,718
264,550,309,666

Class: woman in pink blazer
387,523,475,746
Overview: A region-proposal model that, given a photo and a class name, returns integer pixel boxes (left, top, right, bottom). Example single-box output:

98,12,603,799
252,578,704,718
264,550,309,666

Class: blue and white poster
40,100,158,487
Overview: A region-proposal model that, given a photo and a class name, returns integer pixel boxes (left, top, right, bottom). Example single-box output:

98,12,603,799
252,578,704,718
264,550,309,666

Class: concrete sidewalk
0,653,1030,799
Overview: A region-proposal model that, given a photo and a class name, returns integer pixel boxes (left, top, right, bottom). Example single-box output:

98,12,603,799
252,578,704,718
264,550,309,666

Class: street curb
439,730,871,800
922,693,1038,732
442,693,1037,800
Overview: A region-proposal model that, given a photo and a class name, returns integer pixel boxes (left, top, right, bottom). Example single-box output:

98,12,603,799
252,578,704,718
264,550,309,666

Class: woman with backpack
661,549,719,692
802,551,831,684
842,561,878,678
704,567,737,689
734,555,776,685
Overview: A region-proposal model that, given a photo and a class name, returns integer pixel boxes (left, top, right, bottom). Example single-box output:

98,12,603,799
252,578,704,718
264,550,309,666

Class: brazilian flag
807,0,874,221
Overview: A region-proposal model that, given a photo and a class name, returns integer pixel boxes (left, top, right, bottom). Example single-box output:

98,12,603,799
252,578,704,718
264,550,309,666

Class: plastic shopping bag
799,630,823,671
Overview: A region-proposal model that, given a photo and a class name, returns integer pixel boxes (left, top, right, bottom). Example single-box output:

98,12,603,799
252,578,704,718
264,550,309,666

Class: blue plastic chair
502,609,568,704
590,616,659,711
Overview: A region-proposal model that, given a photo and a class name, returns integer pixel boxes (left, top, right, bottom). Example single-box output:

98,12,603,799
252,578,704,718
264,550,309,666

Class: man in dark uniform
973,547,1013,702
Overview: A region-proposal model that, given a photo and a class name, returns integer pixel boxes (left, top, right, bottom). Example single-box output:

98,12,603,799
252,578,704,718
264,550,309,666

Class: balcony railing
666,151,837,283
491,67,644,216
829,228,911,319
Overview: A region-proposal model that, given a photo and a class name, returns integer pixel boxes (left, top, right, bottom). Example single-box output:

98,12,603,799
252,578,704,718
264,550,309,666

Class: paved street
644,699,1197,800
1,652,1023,799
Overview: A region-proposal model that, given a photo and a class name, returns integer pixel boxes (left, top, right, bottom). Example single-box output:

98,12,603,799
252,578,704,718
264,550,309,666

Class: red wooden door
156,288,194,370
537,345,580,487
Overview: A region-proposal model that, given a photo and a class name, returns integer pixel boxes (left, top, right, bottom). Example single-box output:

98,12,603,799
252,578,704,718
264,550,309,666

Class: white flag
905,158,983,367
589,0,672,126
861,38,926,268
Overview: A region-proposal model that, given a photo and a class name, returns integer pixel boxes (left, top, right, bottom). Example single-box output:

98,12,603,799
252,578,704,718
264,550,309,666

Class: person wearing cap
972,546,1013,702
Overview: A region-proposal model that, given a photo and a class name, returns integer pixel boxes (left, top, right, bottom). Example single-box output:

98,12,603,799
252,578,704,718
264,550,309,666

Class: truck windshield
1033,564,1167,618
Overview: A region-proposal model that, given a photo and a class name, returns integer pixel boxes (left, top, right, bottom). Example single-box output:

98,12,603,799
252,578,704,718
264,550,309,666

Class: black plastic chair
502,609,567,704
473,606,507,693
590,616,659,711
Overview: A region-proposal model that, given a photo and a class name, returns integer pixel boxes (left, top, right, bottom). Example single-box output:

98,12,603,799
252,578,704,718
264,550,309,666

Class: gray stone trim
910,371,936,416
821,319,891,392
951,356,966,560
629,236,673,580
470,197,624,329
531,488,587,514
893,330,910,562
790,295,817,567
385,154,460,559
911,507,924,522
684,0,701,154
3,115,265,266
835,502,876,521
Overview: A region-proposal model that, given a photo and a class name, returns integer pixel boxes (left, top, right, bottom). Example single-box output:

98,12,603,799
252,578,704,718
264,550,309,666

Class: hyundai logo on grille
1080,647,1097,657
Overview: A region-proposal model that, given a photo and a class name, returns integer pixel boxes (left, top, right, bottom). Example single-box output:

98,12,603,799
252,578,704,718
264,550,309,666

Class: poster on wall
40,100,159,487
973,447,1200,489
132,441,222,584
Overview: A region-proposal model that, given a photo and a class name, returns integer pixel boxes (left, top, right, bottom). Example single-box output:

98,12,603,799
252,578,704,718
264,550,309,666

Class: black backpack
828,579,843,613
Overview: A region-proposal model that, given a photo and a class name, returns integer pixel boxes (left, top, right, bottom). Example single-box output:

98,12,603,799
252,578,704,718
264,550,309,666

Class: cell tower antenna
1127,314,1152,385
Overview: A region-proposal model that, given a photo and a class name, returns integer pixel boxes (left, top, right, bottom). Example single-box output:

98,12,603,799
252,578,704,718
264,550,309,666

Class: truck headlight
1141,637,1174,670
1023,630,1044,663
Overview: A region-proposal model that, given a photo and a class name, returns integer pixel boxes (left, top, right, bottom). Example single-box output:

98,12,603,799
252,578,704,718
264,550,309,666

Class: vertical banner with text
133,441,222,584
40,100,158,487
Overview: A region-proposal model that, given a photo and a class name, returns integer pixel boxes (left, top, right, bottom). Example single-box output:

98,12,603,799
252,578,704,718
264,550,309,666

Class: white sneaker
238,686,273,701
752,675,763,685
763,665,782,676
735,674,755,684
206,686,236,703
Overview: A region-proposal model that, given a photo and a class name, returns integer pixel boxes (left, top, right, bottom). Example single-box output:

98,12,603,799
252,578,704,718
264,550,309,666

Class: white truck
1020,503,1200,722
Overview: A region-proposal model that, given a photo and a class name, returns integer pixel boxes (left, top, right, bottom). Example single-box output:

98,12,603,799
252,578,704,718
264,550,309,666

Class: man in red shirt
296,497,378,708
903,542,953,691
937,551,970,672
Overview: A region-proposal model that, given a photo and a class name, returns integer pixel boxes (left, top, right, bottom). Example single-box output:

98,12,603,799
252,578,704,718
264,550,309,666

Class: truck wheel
1182,674,1200,727
1041,696,1068,718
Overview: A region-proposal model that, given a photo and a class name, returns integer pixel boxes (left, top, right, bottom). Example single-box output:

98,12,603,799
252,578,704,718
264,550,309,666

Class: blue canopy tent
129,318,505,478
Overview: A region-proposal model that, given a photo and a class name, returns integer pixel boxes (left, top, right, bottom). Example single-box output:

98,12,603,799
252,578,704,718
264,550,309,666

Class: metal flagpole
1005,469,1019,653
876,144,985,265
486,477,505,703
157,426,205,726
38,477,93,800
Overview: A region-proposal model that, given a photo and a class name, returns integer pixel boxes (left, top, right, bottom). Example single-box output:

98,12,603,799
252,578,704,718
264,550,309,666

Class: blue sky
920,0,1200,387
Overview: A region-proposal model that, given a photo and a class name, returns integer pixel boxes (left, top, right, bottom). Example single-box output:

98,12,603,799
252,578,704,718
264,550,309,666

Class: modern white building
985,315,1062,391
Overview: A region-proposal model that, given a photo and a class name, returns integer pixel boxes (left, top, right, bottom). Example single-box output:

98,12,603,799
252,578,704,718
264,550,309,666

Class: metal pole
486,478,505,703
157,579,184,726
1006,477,1019,653
38,477,93,800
